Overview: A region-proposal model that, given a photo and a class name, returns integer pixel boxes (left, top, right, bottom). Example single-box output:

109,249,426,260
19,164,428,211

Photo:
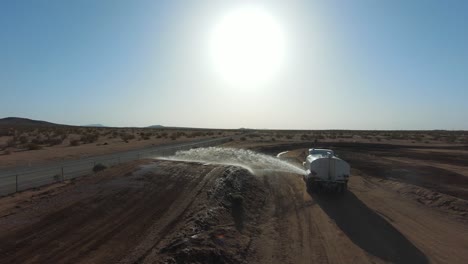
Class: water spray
165,147,306,175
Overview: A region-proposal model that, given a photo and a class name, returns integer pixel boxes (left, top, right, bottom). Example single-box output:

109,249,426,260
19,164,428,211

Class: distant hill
83,124,106,127
147,125,164,128
0,117,64,127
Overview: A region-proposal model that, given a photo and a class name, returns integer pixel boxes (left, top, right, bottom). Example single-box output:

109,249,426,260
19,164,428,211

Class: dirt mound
154,166,267,264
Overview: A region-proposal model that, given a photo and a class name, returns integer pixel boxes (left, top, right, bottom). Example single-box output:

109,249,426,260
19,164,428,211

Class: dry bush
27,143,42,150
6,138,16,148
189,131,204,138
169,133,178,140
18,135,28,144
140,132,151,140
93,163,107,172
0,128,11,136
46,137,63,146
120,133,135,142
81,133,99,144
70,139,80,146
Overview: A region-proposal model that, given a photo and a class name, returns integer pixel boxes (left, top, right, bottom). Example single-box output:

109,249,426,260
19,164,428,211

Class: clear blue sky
1,0,467,129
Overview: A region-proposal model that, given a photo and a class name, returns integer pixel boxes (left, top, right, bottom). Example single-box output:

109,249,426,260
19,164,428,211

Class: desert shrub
189,131,204,137
140,132,151,140
170,133,178,140
70,139,80,146
120,133,135,142
0,129,10,136
6,139,16,148
27,143,42,150
240,137,246,141
446,135,457,143
53,174,61,182
93,163,107,173
80,133,99,144
4,149,12,155
286,135,293,139
50,138,63,146
32,137,45,145
18,135,28,144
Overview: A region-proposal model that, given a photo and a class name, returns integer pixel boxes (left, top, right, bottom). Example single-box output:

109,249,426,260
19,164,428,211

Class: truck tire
306,179,316,193
338,183,345,193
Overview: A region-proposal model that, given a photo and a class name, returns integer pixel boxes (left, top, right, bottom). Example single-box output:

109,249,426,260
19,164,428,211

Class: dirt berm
0,158,467,263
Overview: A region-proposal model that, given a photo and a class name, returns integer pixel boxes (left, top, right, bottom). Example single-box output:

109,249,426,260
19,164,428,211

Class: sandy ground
1,147,467,264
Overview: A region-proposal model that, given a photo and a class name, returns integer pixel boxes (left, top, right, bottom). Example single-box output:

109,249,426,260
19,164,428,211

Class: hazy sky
1,0,467,129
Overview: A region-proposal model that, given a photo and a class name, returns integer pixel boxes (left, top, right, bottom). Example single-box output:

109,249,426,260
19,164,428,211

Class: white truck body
303,148,350,192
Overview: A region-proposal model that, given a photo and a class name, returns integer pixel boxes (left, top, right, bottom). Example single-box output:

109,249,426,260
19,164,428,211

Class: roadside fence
0,137,231,196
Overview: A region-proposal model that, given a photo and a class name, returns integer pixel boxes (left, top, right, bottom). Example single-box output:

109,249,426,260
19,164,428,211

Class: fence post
16,174,18,192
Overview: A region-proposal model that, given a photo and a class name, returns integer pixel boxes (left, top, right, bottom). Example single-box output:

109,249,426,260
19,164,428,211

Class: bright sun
209,7,286,87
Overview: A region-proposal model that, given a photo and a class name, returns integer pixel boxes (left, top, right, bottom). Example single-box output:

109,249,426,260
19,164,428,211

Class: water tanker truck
303,148,350,193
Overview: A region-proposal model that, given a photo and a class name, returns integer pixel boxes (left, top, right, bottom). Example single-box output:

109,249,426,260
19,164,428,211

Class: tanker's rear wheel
306,178,317,193
337,182,348,194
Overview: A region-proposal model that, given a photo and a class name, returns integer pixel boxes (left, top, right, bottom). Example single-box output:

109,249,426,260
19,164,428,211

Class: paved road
0,136,232,195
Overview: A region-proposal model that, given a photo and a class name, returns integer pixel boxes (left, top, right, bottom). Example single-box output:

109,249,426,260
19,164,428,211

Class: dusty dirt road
0,152,467,263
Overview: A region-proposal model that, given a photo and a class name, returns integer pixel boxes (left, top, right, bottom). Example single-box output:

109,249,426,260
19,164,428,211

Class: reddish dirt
0,142,467,263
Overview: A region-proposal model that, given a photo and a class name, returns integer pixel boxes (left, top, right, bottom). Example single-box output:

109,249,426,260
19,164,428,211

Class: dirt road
0,155,467,263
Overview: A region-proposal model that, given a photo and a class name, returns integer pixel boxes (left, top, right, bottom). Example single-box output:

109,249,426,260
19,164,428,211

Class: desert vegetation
0,123,239,157
234,129,468,145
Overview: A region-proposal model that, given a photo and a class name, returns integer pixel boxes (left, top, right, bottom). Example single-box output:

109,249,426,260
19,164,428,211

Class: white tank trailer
303,148,350,193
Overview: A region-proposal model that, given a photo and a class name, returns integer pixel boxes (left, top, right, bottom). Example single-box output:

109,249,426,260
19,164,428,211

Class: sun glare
209,7,286,87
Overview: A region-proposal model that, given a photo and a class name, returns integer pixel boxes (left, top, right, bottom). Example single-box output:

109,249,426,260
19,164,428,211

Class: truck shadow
309,190,428,264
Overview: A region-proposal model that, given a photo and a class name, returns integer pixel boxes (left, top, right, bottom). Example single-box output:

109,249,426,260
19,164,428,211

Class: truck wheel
306,179,313,192
341,183,346,193
307,179,316,193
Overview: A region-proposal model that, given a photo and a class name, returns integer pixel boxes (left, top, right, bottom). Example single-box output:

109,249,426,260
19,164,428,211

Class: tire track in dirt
124,166,225,263
0,161,219,264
